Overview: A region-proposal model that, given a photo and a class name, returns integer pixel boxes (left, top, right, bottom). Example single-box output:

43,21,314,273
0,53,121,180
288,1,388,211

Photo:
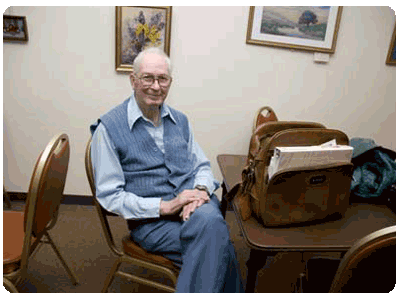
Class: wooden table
217,154,396,292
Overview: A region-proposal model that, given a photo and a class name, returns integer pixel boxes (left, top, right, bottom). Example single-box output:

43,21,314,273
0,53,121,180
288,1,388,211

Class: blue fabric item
350,148,396,199
130,196,244,292
349,137,378,158
349,137,396,199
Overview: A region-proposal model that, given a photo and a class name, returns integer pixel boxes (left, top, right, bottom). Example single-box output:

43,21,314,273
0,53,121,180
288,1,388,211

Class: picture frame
246,6,342,53
3,15,29,42
115,6,172,73
386,25,395,66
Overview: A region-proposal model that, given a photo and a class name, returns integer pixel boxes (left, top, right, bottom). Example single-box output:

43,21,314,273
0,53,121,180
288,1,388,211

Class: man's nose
150,79,161,90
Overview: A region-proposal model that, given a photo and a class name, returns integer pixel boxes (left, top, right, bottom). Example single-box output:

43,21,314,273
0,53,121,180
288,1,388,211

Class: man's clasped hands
160,189,210,221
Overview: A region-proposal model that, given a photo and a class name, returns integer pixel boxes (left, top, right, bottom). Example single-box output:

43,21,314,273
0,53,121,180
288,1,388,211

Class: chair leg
102,258,123,293
3,277,19,293
45,232,79,285
3,186,12,209
245,249,270,292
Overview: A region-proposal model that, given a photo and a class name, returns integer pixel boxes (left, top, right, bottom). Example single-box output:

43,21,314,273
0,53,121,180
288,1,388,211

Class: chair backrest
21,133,70,268
84,137,124,257
252,106,278,132
84,137,96,197
23,133,70,236
329,226,396,293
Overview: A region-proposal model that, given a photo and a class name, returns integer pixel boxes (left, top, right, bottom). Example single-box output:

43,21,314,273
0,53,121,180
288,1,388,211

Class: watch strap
195,185,210,197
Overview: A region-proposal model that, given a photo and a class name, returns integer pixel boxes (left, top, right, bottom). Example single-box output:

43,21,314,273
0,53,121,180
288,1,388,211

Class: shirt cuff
124,197,162,219
194,178,219,196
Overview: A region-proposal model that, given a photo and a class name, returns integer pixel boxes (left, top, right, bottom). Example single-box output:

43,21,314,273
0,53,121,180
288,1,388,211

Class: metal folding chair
3,133,78,291
85,137,180,292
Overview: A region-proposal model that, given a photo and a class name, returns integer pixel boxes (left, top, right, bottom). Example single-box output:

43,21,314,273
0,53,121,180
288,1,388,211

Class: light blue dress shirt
91,94,219,220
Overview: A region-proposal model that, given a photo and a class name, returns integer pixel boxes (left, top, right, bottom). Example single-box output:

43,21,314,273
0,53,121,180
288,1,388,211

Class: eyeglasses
139,74,172,87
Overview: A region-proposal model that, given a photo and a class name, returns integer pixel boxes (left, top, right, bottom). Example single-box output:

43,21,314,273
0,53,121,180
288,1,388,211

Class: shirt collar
127,92,177,129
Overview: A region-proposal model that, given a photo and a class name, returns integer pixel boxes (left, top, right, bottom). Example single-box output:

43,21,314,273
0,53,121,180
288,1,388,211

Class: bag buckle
242,163,255,193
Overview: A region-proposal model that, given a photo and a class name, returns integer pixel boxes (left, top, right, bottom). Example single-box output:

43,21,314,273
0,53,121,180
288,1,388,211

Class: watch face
195,185,210,196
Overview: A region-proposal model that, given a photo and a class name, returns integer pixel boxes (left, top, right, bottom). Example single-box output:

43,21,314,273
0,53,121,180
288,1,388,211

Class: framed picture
116,6,172,73
3,15,29,42
386,25,395,66
246,6,342,53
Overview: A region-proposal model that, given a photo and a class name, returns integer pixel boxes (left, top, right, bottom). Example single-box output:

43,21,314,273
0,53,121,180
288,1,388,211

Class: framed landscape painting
115,6,172,73
246,6,342,53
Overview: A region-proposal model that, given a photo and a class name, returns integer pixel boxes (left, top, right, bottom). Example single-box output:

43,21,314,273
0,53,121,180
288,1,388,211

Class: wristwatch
195,185,210,197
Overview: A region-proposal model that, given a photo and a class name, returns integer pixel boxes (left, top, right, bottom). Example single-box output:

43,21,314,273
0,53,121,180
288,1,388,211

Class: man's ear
129,72,136,89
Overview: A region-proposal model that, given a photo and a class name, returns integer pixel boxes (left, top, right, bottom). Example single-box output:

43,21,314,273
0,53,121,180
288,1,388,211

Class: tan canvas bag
228,122,354,227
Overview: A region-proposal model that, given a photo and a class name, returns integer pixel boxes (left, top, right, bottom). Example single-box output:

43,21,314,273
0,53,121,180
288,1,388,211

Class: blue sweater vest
92,99,198,201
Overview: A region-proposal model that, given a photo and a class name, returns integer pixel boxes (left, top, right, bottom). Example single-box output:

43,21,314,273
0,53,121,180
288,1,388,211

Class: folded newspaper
268,139,353,180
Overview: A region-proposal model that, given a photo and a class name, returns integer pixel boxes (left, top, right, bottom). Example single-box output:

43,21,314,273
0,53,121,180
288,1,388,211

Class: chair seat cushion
121,235,179,273
3,211,25,274
3,211,37,274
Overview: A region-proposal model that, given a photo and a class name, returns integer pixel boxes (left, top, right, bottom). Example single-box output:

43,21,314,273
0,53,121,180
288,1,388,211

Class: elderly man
90,47,243,292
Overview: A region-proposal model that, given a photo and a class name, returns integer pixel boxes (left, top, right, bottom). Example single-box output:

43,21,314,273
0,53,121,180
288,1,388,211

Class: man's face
130,53,171,111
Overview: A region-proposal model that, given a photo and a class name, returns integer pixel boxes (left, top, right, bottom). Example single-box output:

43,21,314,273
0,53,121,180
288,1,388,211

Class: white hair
132,47,172,75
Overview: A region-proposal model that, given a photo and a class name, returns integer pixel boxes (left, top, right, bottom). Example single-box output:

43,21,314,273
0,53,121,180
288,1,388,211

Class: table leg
245,249,270,292
221,182,227,198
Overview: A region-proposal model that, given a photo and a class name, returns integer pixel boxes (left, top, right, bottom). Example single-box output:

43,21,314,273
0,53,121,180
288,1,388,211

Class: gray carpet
6,201,334,293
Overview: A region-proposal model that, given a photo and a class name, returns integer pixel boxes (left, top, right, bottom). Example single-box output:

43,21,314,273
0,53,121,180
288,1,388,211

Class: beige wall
3,6,396,196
